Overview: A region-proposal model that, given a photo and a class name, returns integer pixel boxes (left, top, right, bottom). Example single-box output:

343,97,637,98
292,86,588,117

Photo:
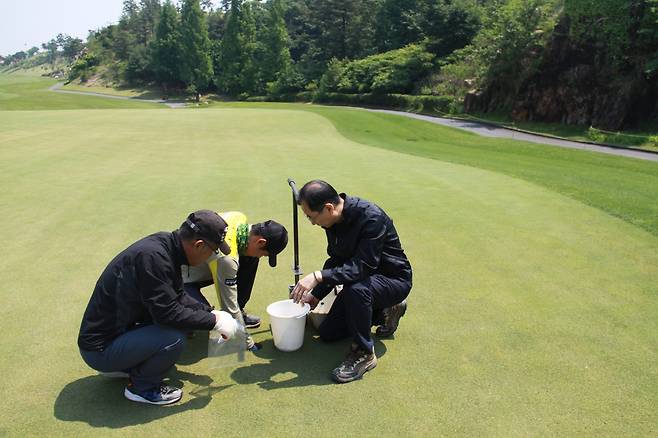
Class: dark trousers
79,325,186,391
318,274,412,352
185,255,260,309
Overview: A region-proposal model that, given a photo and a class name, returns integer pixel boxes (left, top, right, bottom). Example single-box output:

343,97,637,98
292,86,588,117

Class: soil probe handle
288,178,300,202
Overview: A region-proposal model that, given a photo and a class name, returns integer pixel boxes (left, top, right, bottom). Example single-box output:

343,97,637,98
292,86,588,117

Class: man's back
322,194,412,282
78,231,202,351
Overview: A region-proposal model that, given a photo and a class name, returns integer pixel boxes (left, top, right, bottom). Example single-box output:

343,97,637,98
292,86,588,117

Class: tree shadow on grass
54,360,231,428
230,329,387,390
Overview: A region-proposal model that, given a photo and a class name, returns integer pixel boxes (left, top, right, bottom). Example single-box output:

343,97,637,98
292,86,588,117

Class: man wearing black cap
78,210,240,405
290,180,412,383
182,211,288,347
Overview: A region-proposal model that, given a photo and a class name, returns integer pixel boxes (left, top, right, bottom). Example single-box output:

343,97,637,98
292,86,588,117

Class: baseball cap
183,210,231,255
252,220,288,267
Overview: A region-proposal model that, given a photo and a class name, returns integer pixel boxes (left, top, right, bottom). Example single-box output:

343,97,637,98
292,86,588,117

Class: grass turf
218,102,658,239
0,73,161,110
0,77,657,436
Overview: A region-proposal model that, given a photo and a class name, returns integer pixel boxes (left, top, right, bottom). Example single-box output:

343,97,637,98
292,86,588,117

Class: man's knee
158,327,187,354
341,282,372,306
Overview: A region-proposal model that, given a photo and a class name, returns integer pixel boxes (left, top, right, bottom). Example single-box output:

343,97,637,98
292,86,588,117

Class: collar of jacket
339,193,357,224
171,230,191,266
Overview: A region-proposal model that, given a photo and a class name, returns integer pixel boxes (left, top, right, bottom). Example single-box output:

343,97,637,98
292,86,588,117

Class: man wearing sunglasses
78,210,239,405
290,180,412,383
182,211,288,350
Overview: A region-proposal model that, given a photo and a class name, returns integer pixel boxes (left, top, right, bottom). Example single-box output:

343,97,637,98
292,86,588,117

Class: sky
0,1,126,56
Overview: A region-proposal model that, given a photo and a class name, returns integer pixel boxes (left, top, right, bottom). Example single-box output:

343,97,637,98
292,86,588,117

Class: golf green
1,106,656,436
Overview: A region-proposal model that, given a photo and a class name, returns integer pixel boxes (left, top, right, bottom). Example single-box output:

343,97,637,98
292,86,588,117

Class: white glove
211,310,238,339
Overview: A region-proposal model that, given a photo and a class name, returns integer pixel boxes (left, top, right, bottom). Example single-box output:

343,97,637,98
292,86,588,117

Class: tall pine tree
215,0,243,95
150,1,182,87
180,0,214,99
261,0,292,85
238,1,260,94
375,0,429,52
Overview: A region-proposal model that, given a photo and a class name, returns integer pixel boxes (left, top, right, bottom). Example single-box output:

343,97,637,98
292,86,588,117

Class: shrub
312,92,451,114
318,44,435,95
268,65,306,97
587,127,607,143
67,53,100,82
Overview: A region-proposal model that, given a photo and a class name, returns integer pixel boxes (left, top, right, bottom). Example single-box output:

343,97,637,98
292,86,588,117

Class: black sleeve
320,215,386,286
137,253,216,330
179,290,213,312
311,257,341,300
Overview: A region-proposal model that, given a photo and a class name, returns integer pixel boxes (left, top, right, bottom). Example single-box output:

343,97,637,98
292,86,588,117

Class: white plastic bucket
266,299,311,352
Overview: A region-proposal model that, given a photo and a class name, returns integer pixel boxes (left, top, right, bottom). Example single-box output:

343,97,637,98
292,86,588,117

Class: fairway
1,101,657,435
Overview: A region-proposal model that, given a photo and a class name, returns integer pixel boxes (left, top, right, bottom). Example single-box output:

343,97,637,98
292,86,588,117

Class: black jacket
313,194,412,299
78,231,215,351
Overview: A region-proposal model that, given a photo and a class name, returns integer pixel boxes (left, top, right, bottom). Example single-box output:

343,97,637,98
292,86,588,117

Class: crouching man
78,210,240,405
291,180,412,383
182,211,288,349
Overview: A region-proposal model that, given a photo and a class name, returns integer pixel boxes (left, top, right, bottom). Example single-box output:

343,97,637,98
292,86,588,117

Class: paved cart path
365,109,658,162
49,82,187,108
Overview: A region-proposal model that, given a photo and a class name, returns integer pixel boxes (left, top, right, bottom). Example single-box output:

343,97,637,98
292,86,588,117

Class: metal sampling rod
287,178,302,286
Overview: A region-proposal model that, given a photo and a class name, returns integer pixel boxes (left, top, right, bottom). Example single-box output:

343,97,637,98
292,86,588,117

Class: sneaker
331,343,377,383
375,300,407,337
100,371,130,378
241,310,261,329
124,383,183,405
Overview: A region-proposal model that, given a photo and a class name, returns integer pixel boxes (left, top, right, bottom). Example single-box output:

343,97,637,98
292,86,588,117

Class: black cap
253,220,288,267
184,210,231,255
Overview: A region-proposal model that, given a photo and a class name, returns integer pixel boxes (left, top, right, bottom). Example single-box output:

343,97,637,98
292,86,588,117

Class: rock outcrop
466,15,657,131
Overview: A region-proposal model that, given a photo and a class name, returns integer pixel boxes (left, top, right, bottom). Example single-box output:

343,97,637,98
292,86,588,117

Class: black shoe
124,383,183,405
242,310,261,329
331,343,377,383
375,300,407,337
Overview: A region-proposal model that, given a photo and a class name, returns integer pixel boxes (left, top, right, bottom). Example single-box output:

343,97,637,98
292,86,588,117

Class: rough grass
61,81,187,101
0,81,657,437
467,111,658,151
0,73,161,110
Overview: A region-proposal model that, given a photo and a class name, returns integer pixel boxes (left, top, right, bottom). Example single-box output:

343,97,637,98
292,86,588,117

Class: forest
3,0,657,130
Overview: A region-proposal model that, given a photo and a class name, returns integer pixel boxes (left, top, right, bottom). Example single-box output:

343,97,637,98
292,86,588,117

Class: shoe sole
331,359,377,384
244,322,261,329
124,388,182,405
376,302,407,337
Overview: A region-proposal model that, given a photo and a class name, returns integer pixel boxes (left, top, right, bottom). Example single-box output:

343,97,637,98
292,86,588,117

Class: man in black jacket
78,210,239,405
291,180,412,383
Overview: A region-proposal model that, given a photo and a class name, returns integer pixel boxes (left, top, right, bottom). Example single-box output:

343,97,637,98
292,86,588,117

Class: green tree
180,0,214,98
423,0,482,57
215,0,243,94
638,0,658,76
62,36,85,60
238,1,260,94
122,0,139,20
375,0,427,52
150,0,182,86
261,0,293,85
41,39,59,63
136,0,162,45
281,0,311,64
207,8,227,40
297,0,380,78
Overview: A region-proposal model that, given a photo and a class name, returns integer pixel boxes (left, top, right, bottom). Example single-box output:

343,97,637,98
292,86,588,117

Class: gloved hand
211,310,238,340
